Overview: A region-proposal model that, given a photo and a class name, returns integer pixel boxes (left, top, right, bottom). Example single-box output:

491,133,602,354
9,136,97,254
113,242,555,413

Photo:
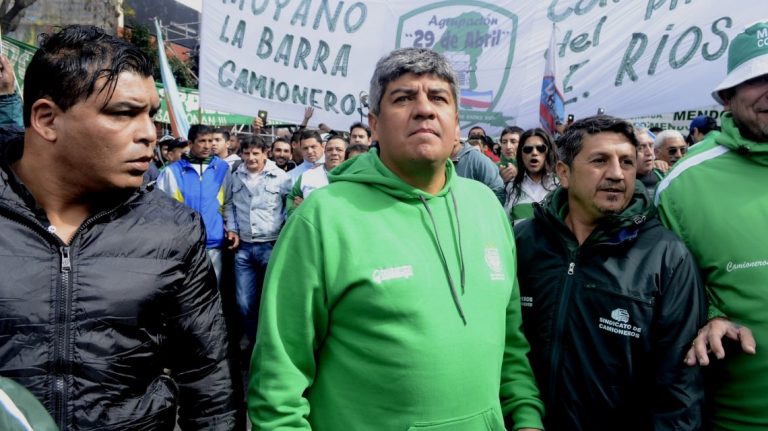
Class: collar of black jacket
536,183,657,248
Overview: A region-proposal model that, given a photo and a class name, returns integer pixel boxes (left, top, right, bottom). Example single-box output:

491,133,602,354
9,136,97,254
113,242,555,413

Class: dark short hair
326,135,349,148
468,126,486,138
188,124,215,142
556,115,638,166
271,137,290,150
240,135,270,153
23,25,153,127
349,122,371,137
298,129,323,144
290,130,302,144
166,138,188,150
345,143,369,159
500,126,524,139
214,127,230,141
510,128,557,202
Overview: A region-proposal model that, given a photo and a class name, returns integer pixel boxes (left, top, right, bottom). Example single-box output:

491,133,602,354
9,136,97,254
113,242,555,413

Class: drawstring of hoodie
419,190,467,325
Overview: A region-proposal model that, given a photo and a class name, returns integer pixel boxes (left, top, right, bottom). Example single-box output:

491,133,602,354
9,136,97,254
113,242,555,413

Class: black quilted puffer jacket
0,141,239,430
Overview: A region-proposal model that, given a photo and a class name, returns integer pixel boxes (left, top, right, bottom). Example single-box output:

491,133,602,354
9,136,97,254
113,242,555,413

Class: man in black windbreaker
0,26,239,429
514,115,705,431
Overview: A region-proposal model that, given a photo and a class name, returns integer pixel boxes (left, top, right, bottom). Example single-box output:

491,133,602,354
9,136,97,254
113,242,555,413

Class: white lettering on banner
201,1,761,135
726,260,768,273
520,296,533,308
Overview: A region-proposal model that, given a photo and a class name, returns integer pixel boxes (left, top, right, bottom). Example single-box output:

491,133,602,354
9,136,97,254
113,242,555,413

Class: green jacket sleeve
0,377,57,431
285,176,303,219
247,213,328,430
658,189,726,320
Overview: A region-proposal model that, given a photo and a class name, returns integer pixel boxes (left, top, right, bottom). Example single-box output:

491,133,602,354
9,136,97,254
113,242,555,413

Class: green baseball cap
712,21,768,104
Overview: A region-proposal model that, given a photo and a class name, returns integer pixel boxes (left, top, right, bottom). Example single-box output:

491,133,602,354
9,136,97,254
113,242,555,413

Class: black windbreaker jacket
514,186,706,431
0,142,239,430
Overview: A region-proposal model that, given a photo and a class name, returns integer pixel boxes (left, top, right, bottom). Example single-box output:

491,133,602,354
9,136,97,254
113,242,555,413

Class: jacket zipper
50,207,121,429
0,207,69,429
548,259,576,399
0,202,126,430
53,246,72,429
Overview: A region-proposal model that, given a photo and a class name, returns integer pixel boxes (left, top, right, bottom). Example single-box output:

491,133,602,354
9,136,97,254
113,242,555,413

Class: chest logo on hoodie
484,246,505,281
372,265,414,284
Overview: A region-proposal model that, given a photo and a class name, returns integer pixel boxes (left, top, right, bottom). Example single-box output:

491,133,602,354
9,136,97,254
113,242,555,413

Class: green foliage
123,22,198,89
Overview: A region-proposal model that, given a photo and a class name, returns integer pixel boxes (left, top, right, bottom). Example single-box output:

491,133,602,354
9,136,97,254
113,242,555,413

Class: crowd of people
0,20,765,431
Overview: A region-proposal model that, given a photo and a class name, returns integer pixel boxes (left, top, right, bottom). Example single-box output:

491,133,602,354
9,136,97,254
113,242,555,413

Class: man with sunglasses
656,22,768,430
653,130,687,166
514,115,706,430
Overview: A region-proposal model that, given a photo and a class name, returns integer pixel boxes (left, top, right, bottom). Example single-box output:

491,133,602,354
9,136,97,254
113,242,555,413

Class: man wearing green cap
655,22,768,430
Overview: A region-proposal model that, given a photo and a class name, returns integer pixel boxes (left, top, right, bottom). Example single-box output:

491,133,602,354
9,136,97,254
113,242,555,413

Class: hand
0,55,16,96
301,107,314,126
226,231,240,250
293,196,304,207
252,116,264,133
499,163,517,183
684,317,756,366
653,159,670,174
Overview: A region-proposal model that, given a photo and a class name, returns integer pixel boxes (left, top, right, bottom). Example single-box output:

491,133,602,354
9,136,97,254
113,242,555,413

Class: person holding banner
656,21,768,430
249,47,544,431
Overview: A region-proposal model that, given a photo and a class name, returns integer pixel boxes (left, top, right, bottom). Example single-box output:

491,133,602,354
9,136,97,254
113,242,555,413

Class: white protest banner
200,0,761,136
542,1,756,125
629,104,725,134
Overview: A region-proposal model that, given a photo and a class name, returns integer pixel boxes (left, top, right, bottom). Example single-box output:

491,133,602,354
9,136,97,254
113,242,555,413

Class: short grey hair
653,130,684,150
368,48,459,115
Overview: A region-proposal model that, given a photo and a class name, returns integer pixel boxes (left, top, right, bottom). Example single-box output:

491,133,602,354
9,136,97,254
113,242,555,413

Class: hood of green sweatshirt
328,148,455,200
537,181,656,249
715,112,768,166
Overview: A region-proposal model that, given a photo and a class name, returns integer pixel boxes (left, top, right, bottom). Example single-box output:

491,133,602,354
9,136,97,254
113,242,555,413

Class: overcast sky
176,0,201,11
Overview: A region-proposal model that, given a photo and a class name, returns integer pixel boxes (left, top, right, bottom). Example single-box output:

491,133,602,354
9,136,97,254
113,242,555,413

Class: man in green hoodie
248,47,544,430
515,115,705,430
655,22,768,430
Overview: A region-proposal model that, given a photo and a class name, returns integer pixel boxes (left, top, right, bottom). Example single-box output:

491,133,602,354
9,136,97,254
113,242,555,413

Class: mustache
597,182,626,192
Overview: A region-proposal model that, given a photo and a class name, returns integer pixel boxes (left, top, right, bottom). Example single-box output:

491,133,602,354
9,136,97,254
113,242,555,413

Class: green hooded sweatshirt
248,149,544,430
656,112,768,430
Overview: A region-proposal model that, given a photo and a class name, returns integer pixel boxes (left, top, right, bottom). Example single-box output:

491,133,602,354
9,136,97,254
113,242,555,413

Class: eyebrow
105,101,160,115
388,86,452,97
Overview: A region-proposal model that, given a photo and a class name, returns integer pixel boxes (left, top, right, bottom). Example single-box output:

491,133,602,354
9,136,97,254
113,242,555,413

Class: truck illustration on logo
395,1,518,128
611,308,630,323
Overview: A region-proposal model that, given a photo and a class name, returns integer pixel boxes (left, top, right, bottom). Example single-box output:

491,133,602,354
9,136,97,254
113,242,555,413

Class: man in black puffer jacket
514,115,706,431
0,25,239,430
